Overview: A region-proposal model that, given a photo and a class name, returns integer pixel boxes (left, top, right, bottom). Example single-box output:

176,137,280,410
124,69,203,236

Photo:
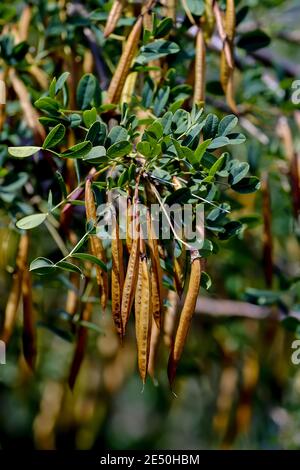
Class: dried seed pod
134,253,144,343
147,211,164,329
104,0,125,38
147,318,160,382
106,15,143,104
120,71,138,105
168,253,201,386
111,210,124,338
22,269,37,370
85,179,108,311
1,233,29,344
174,248,186,298
193,26,206,105
121,217,140,333
126,196,133,253
163,289,178,348
219,0,237,112
203,0,215,41
68,302,93,390
137,254,152,384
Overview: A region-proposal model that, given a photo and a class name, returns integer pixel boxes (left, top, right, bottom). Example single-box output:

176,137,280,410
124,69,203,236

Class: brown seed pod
193,26,206,105
163,289,178,348
85,179,108,311
111,210,124,338
1,233,29,344
137,254,152,384
174,247,186,298
147,318,160,382
68,302,93,390
134,252,144,344
121,212,140,333
168,253,201,386
147,211,164,329
106,15,143,104
120,71,138,105
104,0,125,38
126,196,133,253
22,269,37,370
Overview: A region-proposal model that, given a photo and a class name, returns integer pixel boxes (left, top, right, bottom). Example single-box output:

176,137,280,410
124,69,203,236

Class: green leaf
186,0,205,16
200,271,211,290
107,141,132,158
71,252,108,271
209,154,227,177
86,121,107,145
153,86,170,116
8,146,41,158
30,257,55,275
192,139,212,164
155,17,173,37
43,124,66,149
208,136,230,150
55,71,70,94
56,260,83,275
219,221,243,240
203,114,219,139
83,107,97,128
35,97,60,115
137,141,152,158
76,73,96,110
218,114,238,136
231,176,261,194
146,120,163,140
136,40,180,64
228,161,250,185
237,29,271,52
83,145,107,162
107,126,128,145
61,141,92,159
16,213,48,230
69,113,82,128
55,171,67,199
227,133,246,145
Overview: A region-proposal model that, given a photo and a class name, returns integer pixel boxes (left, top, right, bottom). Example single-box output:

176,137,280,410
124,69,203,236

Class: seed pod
120,71,138,105
147,318,160,383
126,196,133,253
1,233,29,344
121,203,140,333
137,255,152,384
203,0,215,41
22,269,37,370
147,211,164,329
135,253,144,344
193,26,206,105
111,210,124,339
163,289,178,348
168,253,201,386
106,15,143,104
174,247,186,298
68,302,93,390
85,179,108,311
162,0,176,22
219,0,237,112
104,0,125,38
